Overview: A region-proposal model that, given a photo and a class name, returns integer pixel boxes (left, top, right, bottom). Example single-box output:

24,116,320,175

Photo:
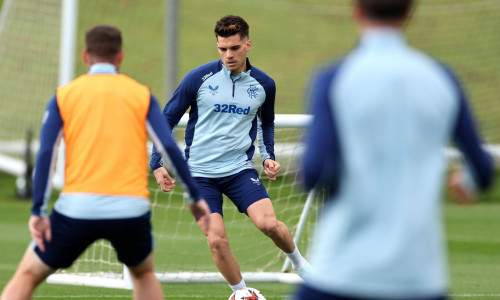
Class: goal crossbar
47,272,302,290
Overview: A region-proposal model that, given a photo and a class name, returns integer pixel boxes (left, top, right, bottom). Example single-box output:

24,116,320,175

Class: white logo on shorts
250,178,261,185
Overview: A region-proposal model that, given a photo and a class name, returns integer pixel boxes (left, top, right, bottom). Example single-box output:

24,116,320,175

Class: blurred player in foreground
150,15,311,292
295,0,494,299
1,25,209,300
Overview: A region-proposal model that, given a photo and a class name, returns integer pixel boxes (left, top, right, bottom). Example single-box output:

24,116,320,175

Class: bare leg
127,252,164,300
198,213,243,285
1,247,54,300
247,198,295,253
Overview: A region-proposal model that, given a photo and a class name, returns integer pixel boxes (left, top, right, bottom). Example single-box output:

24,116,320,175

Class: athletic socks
229,278,246,292
285,245,307,270
229,246,309,291
285,245,312,278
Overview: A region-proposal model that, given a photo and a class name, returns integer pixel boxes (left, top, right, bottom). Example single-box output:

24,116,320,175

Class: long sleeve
255,72,276,162
301,66,343,192
147,95,202,203
32,95,63,217
449,75,494,190
259,91,276,161
150,70,199,171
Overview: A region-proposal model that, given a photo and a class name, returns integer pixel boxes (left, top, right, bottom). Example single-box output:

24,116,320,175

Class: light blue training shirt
301,29,494,299
150,59,276,178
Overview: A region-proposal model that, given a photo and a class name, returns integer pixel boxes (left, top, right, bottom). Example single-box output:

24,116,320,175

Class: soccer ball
228,287,266,300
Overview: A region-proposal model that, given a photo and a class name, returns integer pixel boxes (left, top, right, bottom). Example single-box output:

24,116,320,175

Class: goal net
0,0,498,288
0,0,60,178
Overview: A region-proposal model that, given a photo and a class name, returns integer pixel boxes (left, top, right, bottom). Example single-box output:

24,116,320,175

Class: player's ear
246,39,252,51
116,50,124,64
353,0,364,22
82,50,89,64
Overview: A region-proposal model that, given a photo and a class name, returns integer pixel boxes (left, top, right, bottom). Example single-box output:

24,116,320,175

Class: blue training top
150,59,276,178
301,29,494,299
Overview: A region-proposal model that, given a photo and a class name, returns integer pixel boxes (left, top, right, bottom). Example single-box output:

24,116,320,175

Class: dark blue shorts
194,168,270,216
34,209,153,269
294,284,448,300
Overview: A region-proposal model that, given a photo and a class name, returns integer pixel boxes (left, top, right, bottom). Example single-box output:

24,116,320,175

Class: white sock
229,278,246,292
284,245,307,270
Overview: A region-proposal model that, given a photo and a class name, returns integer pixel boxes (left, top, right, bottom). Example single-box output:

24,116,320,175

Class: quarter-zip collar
221,58,252,80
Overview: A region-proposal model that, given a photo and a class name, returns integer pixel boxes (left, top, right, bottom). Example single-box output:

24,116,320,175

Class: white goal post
0,0,76,192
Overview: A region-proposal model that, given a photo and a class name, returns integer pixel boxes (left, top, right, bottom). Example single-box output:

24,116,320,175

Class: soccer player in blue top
295,0,495,300
150,15,310,292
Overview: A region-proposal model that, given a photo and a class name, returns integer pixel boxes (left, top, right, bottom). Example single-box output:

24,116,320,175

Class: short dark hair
214,15,249,40
358,0,414,21
85,25,122,60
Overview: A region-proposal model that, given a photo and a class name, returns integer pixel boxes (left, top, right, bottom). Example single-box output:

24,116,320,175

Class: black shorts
294,284,448,300
194,168,270,216
34,209,153,269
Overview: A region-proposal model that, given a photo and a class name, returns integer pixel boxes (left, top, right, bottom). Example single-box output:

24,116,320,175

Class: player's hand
190,199,211,233
28,215,51,252
153,167,176,192
264,159,281,181
447,169,477,205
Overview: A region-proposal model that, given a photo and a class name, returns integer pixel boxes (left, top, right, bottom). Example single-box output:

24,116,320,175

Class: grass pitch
1,171,500,299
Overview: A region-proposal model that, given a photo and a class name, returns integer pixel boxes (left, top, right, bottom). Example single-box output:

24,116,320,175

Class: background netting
0,0,498,143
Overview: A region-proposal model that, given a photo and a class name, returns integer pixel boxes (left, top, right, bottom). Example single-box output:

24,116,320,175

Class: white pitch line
32,296,247,299
452,295,500,298
33,294,500,299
